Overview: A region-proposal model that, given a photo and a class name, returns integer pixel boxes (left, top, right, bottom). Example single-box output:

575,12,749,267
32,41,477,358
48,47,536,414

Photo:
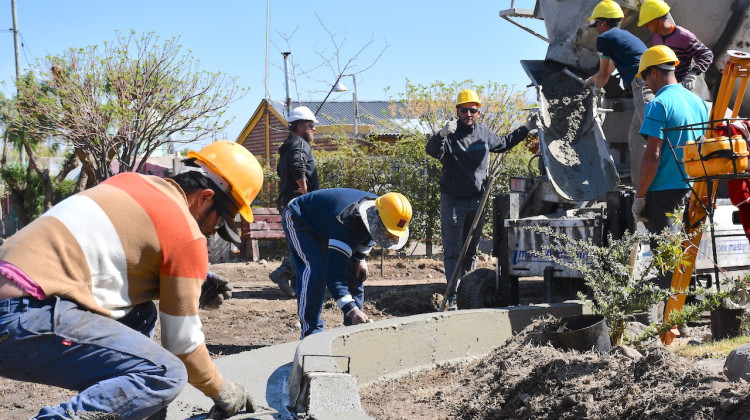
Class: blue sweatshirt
285,188,376,304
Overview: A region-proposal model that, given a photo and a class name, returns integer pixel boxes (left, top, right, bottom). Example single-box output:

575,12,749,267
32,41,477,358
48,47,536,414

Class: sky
0,0,549,148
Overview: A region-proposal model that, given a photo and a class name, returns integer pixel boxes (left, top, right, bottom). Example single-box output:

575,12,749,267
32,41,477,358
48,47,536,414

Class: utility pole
264,0,269,101
10,0,24,167
11,0,20,85
5,0,22,235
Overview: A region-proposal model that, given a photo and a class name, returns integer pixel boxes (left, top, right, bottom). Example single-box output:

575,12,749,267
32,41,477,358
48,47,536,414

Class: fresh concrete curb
288,302,587,419
165,302,587,419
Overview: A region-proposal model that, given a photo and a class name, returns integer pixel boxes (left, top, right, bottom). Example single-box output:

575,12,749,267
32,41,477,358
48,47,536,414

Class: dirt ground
360,318,750,420
2,255,749,419
0,255,475,418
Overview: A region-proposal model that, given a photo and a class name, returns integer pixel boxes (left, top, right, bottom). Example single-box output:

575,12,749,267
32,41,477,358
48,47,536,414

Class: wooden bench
241,207,287,261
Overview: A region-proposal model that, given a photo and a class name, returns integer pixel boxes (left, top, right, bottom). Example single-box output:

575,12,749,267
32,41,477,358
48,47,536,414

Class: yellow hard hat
187,141,263,222
456,89,482,107
636,45,680,78
638,0,670,26
375,192,412,238
588,0,624,21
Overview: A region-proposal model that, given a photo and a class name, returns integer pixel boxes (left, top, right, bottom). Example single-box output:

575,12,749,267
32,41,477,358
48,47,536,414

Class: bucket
544,314,612,354
683,135,749,177
710,307,744,340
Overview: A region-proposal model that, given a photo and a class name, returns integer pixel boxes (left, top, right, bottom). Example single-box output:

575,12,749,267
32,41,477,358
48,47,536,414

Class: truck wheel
456,268,500,309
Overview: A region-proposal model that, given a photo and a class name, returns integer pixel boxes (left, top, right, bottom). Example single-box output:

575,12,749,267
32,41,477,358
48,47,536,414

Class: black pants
645,188,688,289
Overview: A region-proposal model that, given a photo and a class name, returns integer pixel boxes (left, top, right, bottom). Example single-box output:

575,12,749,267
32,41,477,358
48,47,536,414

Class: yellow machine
661,50,750,344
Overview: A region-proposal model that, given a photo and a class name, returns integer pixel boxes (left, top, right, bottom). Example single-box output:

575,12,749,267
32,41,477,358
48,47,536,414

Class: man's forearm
636,137,662,196
296,178,308,195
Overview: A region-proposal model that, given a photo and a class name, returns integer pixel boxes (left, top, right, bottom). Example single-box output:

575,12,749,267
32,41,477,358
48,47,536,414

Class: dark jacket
276,134,319,210
426,120,529,198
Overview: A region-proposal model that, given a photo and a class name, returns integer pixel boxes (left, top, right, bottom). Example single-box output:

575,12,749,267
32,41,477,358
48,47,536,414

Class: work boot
269,270,296,298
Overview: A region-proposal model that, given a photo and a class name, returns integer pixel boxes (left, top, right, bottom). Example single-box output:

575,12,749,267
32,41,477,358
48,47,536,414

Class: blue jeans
440,193,485,296
0,297,187,419
283,211,364,339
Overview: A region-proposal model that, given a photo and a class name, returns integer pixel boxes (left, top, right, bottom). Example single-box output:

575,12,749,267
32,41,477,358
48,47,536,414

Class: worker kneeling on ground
282,189,411,339
0,141,262,419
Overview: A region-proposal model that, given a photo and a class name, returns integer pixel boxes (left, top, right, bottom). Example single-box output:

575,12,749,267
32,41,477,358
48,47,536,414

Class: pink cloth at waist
0,261,46,300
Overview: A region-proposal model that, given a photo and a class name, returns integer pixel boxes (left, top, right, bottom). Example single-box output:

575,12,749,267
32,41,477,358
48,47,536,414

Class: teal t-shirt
639,84,708,191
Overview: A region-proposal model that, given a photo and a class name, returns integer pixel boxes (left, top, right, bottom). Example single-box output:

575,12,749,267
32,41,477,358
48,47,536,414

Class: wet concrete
521,60,619,200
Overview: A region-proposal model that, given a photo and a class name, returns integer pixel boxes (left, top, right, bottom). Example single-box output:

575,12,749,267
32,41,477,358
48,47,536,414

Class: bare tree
272,13,389,105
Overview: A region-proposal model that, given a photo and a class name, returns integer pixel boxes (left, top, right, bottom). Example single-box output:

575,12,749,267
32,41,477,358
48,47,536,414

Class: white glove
583,78,596,88
632,197,649,223
439,120,457,138
524,114,539,131
682,72,698,91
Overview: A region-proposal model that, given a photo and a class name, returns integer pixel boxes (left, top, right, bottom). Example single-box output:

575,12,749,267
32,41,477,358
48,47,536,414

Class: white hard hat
288,106,319,124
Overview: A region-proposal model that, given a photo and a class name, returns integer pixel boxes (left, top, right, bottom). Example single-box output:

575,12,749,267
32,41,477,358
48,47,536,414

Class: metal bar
661,181,712,343
439,154,507,311
499,14,548,43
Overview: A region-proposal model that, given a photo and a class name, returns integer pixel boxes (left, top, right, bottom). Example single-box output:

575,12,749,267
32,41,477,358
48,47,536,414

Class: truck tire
456,268,500,309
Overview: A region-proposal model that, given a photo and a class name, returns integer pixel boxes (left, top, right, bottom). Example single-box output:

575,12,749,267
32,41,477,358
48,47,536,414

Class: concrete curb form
288,302,587,419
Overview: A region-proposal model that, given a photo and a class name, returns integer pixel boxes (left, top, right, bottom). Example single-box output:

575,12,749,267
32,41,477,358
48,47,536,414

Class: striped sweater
651,25,713,82
0,172,224,397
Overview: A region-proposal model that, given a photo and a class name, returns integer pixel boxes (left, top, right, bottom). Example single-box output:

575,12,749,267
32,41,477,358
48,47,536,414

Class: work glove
631,197,649,223
208,380,257,419
354,259,369,282
682,72,698,91
583,78,596,88
524,113,539,131
199,272,233,310
439,120,457,138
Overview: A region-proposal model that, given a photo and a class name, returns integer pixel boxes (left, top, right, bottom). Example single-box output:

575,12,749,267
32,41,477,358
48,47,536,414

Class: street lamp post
333,74,359,138
281,52,292,118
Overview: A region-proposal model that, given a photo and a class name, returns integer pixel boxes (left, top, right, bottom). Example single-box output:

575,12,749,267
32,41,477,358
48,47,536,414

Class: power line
18,32,34,73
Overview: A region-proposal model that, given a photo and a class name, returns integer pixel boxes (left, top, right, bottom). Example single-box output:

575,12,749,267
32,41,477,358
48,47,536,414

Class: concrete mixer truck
455,0,750,310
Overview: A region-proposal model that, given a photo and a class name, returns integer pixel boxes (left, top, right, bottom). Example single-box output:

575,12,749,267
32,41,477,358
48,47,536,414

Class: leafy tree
9,31,244,188
0,82,80,224
316,126,392,193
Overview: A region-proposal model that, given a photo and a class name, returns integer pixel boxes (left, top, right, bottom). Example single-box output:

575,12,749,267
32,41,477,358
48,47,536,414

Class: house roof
235,99,413,144
269,100,406,128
